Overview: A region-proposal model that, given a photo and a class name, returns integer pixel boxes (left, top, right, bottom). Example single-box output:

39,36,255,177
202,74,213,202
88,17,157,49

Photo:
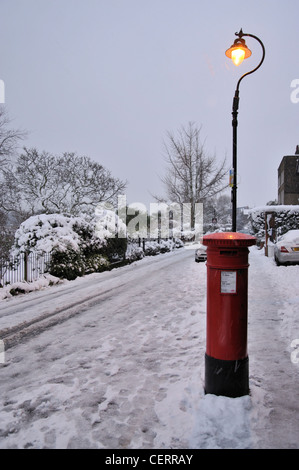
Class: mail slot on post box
202,232,256,397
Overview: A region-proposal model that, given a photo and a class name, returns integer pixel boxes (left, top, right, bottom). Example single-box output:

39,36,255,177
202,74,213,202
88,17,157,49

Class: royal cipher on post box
202,232,256,398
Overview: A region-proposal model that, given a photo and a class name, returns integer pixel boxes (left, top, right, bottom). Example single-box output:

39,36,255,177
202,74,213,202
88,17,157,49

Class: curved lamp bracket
235,29,266,93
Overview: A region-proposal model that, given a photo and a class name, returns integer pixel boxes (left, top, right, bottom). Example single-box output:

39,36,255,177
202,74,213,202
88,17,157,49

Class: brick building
277,146,299,204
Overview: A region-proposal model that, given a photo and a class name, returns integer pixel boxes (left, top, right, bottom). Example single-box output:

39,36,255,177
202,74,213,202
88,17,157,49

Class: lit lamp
226,29,265,231
225,37,252,66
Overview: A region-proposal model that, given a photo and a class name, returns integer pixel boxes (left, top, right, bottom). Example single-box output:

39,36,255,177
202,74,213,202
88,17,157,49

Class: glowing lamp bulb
225,34,252,66
231,48,246,66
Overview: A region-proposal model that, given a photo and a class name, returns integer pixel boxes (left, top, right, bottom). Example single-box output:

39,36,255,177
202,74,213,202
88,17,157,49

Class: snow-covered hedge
11,213,126,280
125,244,145,262
144,238,183,256
11,213,102,255
10,213,184,282
248,205,299,240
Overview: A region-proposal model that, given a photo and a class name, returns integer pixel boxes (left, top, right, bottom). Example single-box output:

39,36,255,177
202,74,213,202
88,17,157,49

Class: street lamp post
226,29,265,232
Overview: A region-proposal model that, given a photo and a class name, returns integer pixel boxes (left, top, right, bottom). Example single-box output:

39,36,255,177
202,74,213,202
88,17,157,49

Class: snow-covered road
0,246,299,449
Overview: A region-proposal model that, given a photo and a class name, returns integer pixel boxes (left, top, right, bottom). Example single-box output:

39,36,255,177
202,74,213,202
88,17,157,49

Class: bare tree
159,122,228,227
203,193,231,231
0,209,15,260
0,148,127,219
0,107,27,256
0,106,27,166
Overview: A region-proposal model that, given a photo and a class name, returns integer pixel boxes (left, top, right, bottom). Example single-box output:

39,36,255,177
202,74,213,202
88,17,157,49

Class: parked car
195,243,207,262
274,229,299,266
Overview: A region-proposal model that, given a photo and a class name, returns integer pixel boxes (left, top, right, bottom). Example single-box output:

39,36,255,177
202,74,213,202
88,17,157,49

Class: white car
195,243,207,262
274,229,299,266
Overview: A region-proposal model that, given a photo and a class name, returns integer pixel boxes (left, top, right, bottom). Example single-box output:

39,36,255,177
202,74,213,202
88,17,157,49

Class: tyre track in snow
0,284,127,350
0,250,187,351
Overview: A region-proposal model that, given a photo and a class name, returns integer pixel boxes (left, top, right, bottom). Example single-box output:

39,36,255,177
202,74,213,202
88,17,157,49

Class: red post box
202,232,256,397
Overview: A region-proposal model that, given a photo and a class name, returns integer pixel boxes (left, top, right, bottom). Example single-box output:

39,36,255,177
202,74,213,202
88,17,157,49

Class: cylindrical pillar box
202,232,256,398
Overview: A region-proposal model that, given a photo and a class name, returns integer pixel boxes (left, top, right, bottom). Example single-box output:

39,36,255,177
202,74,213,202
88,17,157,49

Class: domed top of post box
202,232,256,247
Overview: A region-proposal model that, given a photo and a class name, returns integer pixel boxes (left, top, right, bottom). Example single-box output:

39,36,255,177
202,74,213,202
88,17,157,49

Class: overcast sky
1,0,298,211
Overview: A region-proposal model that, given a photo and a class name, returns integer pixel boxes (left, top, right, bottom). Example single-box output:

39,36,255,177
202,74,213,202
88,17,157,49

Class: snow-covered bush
126,237,183,260
144,241,161,256
143,240,170,256
125,243,145,262
11,213,101,255
173,238,184,249
94,208,127,262
100,236,127,263
159,239,174,253
94,207,126,239
83,253,110,274
11,213,125,280
49,249,85,281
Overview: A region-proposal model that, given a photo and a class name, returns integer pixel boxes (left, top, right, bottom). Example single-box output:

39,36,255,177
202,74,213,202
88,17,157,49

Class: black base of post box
204,354,249,398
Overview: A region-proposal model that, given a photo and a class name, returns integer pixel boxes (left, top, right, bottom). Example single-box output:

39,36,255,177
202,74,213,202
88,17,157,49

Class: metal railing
0,252,52,286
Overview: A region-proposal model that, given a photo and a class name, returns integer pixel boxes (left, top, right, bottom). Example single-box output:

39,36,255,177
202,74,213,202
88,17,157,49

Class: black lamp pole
230,29,265,232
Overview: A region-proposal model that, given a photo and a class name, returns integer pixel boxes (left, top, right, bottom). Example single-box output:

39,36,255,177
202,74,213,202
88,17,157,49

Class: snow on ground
0,274,61,302
0,246,298,449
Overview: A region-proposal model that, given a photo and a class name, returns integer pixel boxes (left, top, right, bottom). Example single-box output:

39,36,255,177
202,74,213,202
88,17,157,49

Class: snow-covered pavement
0,246,299,449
